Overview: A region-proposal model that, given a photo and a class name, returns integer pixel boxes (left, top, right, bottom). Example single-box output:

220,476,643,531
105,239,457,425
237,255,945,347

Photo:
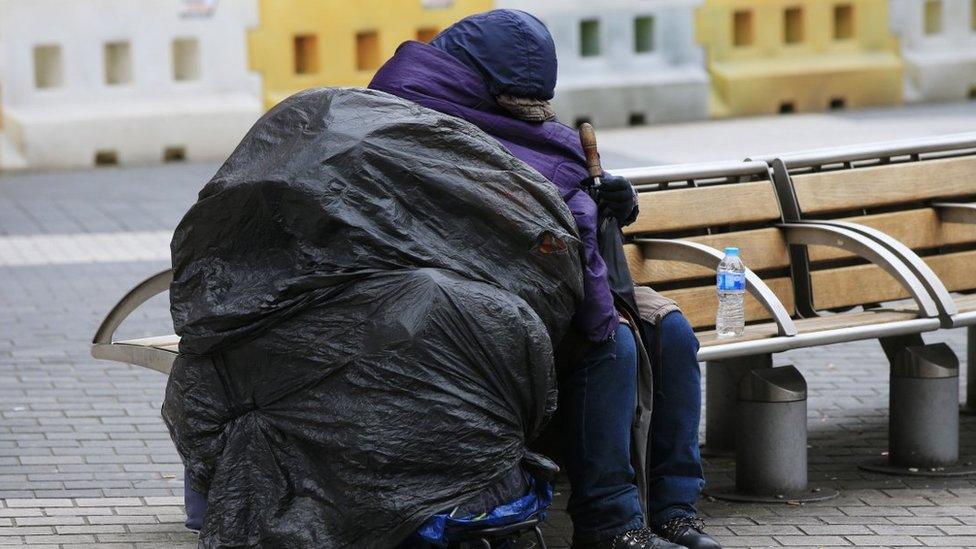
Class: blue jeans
645,312,705,529
184,477,207,531
561,313,704,542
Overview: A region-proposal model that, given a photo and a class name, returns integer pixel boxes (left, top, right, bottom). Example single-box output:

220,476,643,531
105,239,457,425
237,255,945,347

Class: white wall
498,0,708,127
889,0,976,102
0,0,261,169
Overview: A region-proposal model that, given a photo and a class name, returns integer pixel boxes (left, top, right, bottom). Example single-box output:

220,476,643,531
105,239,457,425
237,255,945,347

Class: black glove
588,172,638,227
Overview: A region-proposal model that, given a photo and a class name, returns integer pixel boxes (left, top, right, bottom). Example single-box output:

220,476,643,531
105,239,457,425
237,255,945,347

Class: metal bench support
966,326,976,415
860,342,976,476
704,354,772,454
449,518,547,549
706,366,837,503
90,269,176,374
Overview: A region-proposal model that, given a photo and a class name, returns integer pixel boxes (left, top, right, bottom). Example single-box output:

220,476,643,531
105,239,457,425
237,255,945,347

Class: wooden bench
93,158,954,454
614,159,947,452
765,132,976,410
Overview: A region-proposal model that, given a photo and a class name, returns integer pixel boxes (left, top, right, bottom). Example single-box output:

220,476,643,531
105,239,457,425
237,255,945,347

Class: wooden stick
578,123,603,182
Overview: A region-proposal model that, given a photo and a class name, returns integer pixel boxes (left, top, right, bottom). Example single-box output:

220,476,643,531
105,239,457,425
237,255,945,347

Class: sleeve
551,161,619,343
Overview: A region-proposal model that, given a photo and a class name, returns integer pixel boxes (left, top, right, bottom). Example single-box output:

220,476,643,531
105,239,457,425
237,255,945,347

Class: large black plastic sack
162,88,584,548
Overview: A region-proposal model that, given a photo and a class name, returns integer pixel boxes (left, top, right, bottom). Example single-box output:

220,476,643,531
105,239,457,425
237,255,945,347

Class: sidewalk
2,103,976,548
599,101,976,168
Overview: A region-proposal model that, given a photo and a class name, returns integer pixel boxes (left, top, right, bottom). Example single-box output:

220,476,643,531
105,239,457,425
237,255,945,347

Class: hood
370,40,511,123
430,9,557,101
369,40,584,183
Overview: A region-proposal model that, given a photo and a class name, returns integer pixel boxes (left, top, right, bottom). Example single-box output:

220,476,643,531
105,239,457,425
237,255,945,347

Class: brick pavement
1,162,975,548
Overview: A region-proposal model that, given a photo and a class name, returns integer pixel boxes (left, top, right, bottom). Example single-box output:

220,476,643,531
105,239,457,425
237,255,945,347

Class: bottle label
717,272,746,291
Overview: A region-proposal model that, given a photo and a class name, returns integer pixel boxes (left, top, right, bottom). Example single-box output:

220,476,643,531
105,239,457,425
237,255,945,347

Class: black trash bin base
858,457,976,477
704,485,839,504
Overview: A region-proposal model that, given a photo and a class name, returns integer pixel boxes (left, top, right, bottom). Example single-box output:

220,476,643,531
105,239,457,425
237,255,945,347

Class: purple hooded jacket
369,13,617,343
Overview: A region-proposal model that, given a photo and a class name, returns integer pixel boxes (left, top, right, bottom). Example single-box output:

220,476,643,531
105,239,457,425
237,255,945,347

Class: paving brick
938,525,976,535
126,524,190,533
43,506,114,516
889,516,963,525
730,525,804,536
0,526,54,536
14,514,85,527
0,509,43,518
910,506,976,517
841,506,915,517
75,498,142,507
86,516,159,526
141,497,182,506
23,534,96,544
799,525,873,536
921,537,976,547
96,533,187,543
711,535,778,547
55,525,126,534
61,545,135,549
844,535,923,546
2,499,73,508
775,535,851,546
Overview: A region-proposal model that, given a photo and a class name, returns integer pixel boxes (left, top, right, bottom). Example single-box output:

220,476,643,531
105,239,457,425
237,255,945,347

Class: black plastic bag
162,88,584,548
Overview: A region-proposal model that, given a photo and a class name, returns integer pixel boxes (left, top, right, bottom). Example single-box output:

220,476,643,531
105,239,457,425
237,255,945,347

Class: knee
659,312,699,355
614,325,638,375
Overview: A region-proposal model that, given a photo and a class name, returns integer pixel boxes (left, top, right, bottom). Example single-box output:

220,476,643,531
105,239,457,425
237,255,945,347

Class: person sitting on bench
370,10,720,549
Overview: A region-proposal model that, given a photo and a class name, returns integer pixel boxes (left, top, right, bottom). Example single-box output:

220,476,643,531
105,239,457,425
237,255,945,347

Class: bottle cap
725,247,740,256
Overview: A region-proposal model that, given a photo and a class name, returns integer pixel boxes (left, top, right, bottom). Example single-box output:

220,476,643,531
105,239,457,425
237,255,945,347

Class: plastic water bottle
716,247,746,338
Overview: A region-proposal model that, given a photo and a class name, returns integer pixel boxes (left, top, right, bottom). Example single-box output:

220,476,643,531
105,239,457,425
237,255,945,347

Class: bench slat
626,228,790,285
116,335,180,353
892,293,976,315
793,155,976,215
958,294,976,314
927,250,976,293
658,276,795,329
812,262,907,310
807,208,976,263
625,181,781,234
811,249,976,310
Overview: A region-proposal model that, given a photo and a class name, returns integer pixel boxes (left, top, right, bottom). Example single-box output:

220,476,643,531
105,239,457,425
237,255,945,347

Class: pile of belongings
162,88,584,547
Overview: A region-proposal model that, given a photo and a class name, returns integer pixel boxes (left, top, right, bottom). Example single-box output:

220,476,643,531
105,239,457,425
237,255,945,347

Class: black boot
655,517,722,549
573,527,685,549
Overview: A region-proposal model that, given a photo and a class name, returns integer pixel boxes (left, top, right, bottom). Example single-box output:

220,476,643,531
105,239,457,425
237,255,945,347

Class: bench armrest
796,220,957,325
631,238,798,337
777,223,941,319
933,202,976,225
92,269,174,345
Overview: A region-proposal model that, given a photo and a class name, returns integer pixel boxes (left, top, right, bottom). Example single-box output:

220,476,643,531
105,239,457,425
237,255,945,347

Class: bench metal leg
878,333,926,365
706,366,838,503
890,344,959,467
964,326,976,415
705,354,772,454
534,525,547,549
861,341,976,476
